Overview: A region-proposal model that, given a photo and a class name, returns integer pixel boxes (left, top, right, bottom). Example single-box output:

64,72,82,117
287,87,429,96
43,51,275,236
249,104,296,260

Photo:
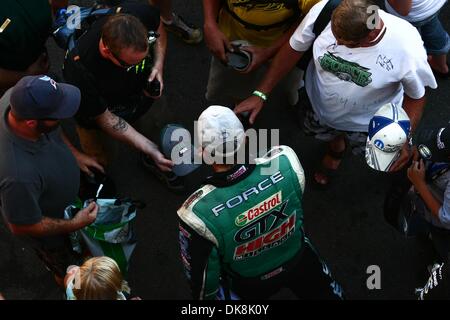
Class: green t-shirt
0,0,52,71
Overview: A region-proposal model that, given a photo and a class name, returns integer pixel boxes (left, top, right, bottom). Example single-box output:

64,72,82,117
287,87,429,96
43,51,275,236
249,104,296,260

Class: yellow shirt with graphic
218,0,321,48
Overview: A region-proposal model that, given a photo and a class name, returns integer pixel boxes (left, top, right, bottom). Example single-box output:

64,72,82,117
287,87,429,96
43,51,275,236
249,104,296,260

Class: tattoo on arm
111,115,129,133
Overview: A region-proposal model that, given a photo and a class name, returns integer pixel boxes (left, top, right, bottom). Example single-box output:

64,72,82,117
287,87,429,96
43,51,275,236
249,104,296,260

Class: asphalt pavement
0,0,449,300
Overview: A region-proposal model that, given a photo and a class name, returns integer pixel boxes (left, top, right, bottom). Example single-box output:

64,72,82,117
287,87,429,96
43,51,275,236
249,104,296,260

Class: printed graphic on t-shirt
230,0,288,11
318,52,372,87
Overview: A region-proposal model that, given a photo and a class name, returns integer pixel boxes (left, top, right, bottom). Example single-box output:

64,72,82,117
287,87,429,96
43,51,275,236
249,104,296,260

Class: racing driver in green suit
177,105,344,300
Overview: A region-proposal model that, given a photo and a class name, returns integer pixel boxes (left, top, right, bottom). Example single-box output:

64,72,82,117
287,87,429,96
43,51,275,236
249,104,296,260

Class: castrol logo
235,192,282,227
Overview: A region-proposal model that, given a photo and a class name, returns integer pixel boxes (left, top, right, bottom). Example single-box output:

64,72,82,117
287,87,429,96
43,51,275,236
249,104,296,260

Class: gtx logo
234,201,289,243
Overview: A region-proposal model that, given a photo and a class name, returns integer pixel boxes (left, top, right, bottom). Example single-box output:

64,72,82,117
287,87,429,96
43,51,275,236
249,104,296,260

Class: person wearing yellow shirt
203,0,320,108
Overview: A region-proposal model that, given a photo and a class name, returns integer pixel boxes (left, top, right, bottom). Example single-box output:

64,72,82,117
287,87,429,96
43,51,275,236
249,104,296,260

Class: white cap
197,105,245,156
365,103,410,172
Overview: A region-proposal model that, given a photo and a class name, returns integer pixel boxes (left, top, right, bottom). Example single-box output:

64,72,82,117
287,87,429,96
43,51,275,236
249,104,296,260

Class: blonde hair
331,0,377,42
72,257,130,300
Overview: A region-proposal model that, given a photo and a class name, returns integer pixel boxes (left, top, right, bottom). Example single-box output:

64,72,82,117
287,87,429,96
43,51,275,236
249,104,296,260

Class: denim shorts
412,11,450,55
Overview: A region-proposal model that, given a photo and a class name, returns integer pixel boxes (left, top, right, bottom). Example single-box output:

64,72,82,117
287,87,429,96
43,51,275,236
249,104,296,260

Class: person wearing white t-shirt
385,0,449,77
235,0,437,185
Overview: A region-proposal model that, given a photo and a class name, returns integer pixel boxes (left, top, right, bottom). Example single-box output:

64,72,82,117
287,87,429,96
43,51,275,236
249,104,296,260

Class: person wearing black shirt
63,3,183,190
0,76,99,286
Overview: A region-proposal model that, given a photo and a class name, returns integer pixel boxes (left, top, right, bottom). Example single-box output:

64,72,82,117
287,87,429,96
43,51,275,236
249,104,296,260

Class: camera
417,144,432,160
146,79,161,97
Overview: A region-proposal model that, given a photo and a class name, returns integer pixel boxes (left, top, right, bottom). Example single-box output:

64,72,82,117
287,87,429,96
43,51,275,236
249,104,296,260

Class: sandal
314,146,346,186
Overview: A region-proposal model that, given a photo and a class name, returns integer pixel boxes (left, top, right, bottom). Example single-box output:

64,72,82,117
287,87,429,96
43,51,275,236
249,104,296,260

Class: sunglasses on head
109,49,138,68
106,31,160,69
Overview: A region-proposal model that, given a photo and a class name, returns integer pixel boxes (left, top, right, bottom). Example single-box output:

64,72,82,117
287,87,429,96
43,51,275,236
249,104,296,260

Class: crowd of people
0,0,449,300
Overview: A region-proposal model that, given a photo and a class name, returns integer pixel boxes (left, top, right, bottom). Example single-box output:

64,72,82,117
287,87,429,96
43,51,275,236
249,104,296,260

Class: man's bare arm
403,94,426,133
96,109,172,171
242,20,302,73
414,183,442,217
234,42,304,124
9,217,81,237
203,0,222,25
145,21,167,98
386,0,412,16
408,159,441,217
256,43,304,95
389,95,426,172
8,202,98,237
203,0,232,62
153,21,167,73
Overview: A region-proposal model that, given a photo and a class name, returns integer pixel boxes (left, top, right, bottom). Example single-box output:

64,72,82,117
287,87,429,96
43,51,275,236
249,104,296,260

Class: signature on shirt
376,55,394,71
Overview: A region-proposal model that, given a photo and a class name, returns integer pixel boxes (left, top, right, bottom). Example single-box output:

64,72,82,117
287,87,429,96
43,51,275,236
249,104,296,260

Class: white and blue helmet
365,103,410,172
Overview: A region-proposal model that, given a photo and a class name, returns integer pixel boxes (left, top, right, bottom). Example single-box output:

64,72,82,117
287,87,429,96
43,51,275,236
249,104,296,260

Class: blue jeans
412,11,450,55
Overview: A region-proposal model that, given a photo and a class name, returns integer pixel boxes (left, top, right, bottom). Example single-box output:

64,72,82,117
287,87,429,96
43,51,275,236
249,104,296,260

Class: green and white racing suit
178,145,343,300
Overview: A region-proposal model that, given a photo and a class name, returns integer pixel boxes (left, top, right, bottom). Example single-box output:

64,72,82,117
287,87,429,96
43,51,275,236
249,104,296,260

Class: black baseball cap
161,124,201,177
9,75,81,120
414,125,450,162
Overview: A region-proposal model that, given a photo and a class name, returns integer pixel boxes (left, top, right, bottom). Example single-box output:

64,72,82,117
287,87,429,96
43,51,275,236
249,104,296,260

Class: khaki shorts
76,125,117,167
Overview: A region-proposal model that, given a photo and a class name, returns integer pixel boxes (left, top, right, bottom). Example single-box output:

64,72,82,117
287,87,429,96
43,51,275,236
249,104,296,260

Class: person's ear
99,38,111,56
66,265,80,276
24,120,38,129
366,29,379,43
64,265,80,288
100,45,110,56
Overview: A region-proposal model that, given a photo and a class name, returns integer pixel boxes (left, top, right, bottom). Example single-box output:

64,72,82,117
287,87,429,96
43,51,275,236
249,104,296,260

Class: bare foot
428,55,449,74
314,153,343,185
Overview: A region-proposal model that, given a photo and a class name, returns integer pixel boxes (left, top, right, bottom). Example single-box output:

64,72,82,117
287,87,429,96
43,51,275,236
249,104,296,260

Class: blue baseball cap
9,75,81,120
